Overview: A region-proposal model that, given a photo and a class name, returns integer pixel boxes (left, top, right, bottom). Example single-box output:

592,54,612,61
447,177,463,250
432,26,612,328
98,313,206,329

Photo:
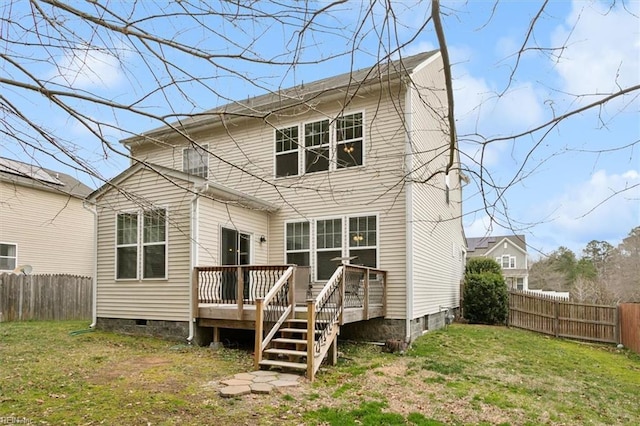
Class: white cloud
551,0,640,96
464,214,513,238
47,45,125,90
544,169,640,244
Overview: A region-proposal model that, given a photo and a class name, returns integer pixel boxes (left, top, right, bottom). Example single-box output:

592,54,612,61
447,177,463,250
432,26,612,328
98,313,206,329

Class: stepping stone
277,373,301,382
219,385,251,398
250,383,274,394
234,373,256,381
251,370,279,376
253,375,278,383
221,378,252,386
270,379,300,388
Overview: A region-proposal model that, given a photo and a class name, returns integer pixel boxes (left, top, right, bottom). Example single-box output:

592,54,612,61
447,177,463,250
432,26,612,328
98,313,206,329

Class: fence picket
0,273,92,322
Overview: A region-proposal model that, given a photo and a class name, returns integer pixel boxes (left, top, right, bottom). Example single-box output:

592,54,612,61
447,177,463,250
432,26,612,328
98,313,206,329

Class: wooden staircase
254,266,344,381
259,315,338,375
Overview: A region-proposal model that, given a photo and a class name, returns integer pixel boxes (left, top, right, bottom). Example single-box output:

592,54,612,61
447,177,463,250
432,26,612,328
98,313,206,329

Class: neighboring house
466,235,529,290
0,157,94,276
88,50,466,374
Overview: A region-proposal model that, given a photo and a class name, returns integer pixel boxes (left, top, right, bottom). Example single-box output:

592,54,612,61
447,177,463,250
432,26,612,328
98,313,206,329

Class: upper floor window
275,126,299,177
498,255,516,269
336,113,363,168
183,144,208,178
305,119,330,173
117,208,167,280
275,112,364,177
0,243,17,271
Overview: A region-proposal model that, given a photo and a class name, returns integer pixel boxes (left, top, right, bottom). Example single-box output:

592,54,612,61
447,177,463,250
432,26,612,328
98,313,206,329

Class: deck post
288,266,296,313
329,335,338,365
363,269,370,320
254,297,264,370
306,299,315,381
237,266,244,320
382,271,387,317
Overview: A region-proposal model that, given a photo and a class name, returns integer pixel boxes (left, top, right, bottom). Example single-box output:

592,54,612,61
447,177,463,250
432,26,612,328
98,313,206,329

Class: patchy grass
0,321,638,425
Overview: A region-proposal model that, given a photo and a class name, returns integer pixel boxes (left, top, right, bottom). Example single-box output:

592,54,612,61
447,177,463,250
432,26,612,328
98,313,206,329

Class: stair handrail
306,265,344,379
254,265,295,369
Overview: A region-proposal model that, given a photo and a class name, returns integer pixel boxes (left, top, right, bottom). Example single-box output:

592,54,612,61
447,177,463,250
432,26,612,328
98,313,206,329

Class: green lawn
1,321,638,425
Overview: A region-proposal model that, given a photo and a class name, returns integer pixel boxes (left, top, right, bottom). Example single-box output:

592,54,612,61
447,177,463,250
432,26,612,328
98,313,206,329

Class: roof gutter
187,183,206,344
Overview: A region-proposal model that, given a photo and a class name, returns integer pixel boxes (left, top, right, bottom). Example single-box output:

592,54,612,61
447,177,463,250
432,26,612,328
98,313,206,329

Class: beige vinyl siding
408,54,465,319
0,181,94,276
196,197,270,266
132,82,410,319
94,168,194,321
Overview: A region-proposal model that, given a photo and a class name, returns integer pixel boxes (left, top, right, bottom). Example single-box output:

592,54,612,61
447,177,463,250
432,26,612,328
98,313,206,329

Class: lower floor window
116,208,167,280
0,243,17,271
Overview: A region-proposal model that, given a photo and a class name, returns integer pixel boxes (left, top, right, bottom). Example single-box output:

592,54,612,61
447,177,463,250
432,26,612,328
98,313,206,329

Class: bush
465,257,503,275
463,272,508,325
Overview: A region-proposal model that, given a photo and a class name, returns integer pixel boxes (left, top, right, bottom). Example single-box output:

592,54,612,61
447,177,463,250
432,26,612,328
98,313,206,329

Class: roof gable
123,50,440,144
466,235,527,255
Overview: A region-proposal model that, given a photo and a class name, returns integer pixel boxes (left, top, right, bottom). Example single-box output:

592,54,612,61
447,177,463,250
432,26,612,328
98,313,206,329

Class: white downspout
187,184,206,344
404,80,414,343
83,201,98,328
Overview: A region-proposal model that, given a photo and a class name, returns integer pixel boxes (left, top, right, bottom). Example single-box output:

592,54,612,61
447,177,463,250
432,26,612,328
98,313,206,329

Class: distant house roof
122,50,440,144
466,235,527,255
0,157,93,199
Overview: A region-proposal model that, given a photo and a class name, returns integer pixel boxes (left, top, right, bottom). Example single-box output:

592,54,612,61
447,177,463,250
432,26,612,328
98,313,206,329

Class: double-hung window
305,119,330,173
285,221,310,266
183,144,208,178
316,218,342,280
116,208,167,280
498,255,516,269
0,243,17,271
275,126,299,177
336,113,363,168
348,216,377,268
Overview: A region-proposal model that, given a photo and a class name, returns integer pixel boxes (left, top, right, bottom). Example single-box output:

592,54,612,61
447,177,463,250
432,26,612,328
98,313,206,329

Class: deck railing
196,265,291,304
254,266,295,369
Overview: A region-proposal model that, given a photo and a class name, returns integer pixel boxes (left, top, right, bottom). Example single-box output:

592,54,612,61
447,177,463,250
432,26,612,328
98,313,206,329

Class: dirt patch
88,356,172,386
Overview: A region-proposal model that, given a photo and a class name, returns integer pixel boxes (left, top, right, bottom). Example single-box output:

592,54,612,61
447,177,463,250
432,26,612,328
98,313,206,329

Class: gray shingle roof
0,157,93,199
466,235,527,254
123,50,439,143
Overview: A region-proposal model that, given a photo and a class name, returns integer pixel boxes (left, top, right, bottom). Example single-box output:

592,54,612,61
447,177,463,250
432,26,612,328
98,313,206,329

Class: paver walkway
218,370,302,397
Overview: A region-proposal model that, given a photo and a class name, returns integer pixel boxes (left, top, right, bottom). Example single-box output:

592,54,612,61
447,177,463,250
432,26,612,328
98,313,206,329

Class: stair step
264,348,307,357
259,359,307,370
272,337,308,345
279,327,321,334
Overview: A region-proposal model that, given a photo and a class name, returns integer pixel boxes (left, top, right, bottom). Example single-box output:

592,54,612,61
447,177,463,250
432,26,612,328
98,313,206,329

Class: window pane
337,113,363,142
337,141,362,168
349,216,376,247
275,126,298,152
183,144,208,178
117,213,138,245
117,246,137,279
143,245,166,279
0,243,16,257
304,120,329,147
287,252,310,267
305,147,329,173
350,248,376,268
317,219,341,249
144,209,166,243
286,222,309,250
317,250,341,281
276,152,298,177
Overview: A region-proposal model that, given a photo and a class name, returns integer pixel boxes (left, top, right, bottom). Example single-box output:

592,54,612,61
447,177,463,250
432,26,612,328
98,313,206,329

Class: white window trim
0,242,18,271
182,143,209,178
115,207,169,282
284,220,311,266
497,255,516,269
346,213,379,269
274,111,366,178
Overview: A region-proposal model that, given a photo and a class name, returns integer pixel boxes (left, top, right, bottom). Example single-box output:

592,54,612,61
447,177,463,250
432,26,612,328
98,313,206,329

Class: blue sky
1,0,638,258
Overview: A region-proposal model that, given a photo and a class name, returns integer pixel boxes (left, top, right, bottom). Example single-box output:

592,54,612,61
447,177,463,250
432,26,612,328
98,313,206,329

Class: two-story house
88,50,466,377
0,157,94,276
466,235,529,290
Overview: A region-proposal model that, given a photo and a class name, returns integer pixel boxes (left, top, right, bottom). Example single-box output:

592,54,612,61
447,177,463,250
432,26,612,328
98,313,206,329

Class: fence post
554,299,559,338
615,303,620,344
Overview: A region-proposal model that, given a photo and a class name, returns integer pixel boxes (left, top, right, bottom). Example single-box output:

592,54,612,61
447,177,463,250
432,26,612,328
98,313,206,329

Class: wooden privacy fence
0,273,92,322
508,291,618,344
619,303,640,354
